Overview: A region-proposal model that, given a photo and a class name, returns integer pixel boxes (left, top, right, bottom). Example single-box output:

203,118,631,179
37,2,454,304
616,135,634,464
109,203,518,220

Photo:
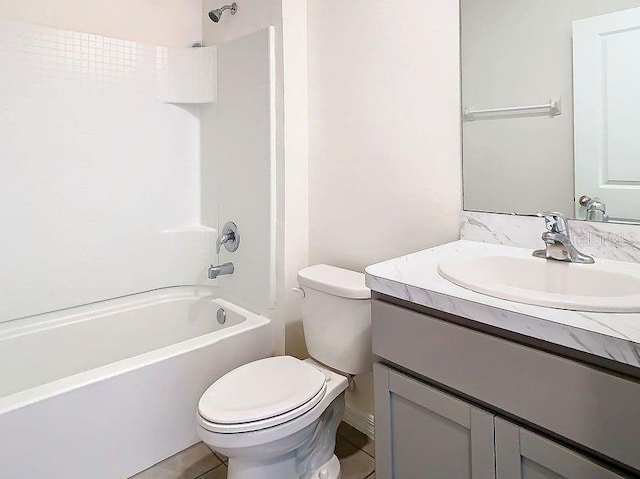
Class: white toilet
196,264,372,479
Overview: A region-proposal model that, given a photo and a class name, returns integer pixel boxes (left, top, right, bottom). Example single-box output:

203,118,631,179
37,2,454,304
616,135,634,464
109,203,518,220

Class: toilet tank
297,265,372,376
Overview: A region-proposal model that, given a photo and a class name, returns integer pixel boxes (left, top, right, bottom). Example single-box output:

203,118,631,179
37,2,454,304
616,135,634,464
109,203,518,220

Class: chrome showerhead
208,2,238,23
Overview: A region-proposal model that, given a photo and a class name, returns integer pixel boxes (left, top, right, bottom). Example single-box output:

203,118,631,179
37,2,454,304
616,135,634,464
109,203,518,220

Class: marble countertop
365,240,640,369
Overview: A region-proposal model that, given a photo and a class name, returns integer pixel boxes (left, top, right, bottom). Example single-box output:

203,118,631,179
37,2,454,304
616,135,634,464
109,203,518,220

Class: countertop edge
366,258,640,371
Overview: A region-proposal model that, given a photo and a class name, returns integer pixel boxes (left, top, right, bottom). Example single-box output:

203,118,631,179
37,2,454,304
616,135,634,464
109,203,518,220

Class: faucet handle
537,212,568,234
216,221,240,254
216,233,230,254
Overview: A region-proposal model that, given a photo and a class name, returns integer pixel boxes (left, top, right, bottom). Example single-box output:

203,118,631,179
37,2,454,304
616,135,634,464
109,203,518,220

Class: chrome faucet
216,222,240,254
533,212,594,264
208,262,234,279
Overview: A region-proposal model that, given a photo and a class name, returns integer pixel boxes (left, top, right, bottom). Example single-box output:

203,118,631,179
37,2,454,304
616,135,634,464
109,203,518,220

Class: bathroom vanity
366,240,640,479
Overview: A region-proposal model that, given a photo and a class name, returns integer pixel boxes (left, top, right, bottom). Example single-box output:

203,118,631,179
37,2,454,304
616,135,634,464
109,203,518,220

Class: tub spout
208,262,234,279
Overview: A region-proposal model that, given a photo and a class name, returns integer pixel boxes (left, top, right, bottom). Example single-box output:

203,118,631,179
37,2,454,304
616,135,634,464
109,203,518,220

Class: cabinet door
495,419,626,479
374,363,495,479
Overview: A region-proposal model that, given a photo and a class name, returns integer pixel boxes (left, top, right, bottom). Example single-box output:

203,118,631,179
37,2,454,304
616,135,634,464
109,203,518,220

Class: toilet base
312,454,341,479
227,453,340,479
218,395,345,479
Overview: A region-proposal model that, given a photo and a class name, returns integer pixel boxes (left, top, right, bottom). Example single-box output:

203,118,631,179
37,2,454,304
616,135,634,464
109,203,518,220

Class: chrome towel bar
464,98,561,120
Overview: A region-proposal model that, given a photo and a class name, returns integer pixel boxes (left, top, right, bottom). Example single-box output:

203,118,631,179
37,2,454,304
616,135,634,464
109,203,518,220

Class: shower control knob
216,222,240,254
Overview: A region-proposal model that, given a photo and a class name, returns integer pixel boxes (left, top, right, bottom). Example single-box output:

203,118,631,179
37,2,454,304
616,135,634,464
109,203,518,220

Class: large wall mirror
461,0,640,223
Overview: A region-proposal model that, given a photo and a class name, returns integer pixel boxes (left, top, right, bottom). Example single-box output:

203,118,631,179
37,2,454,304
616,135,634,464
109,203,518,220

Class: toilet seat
197,358,349,452
198,356,328,434
200,382,327,433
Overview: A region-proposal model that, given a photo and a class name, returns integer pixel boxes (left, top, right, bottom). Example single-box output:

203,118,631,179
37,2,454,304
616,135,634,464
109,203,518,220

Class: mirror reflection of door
573,7,640,222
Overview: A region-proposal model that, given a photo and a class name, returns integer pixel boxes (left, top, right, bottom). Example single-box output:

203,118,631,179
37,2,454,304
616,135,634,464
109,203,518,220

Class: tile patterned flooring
131,422,375,479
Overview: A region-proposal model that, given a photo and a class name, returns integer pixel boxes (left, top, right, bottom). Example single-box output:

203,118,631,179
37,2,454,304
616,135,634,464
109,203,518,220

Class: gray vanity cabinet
494,420,625,479
374,363,496,479
372,298,634,479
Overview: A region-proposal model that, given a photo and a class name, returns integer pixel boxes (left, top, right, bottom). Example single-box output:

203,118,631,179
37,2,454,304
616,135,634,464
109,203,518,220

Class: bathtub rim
0,286,220,340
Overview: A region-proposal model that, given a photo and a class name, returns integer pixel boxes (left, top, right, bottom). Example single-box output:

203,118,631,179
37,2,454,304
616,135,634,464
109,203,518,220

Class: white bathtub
0,287,273,479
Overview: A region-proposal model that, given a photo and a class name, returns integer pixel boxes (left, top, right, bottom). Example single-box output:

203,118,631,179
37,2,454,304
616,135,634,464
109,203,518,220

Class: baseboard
343,405,375,440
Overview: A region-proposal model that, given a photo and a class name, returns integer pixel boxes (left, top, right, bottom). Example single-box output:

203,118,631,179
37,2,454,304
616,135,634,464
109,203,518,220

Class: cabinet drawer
372,299,640,472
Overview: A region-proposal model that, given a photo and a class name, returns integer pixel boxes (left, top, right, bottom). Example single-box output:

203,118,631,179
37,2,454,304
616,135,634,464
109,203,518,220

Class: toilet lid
198,356,327,425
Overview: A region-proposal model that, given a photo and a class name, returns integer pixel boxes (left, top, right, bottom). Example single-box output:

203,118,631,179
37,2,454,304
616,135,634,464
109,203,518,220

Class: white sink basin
438,255,640,313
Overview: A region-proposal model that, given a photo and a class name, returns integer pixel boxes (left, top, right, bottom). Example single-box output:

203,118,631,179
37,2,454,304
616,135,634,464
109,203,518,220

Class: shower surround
0,20,210,322
0,20,276,323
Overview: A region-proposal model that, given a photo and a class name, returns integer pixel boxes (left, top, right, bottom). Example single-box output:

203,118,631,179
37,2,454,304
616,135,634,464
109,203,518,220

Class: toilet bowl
197,265,371,479
197,358,348,479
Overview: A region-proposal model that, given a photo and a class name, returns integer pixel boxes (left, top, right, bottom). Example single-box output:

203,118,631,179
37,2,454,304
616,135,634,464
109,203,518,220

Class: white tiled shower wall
0,20,213,323
158,46,217,104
